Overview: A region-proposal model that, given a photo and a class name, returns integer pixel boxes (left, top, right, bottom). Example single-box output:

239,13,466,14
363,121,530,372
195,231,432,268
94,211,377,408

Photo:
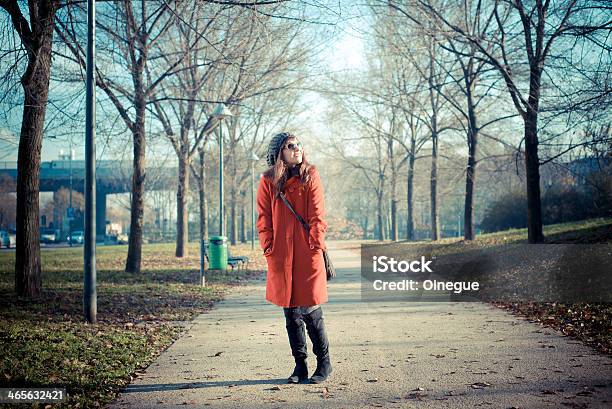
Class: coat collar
283,175,301,190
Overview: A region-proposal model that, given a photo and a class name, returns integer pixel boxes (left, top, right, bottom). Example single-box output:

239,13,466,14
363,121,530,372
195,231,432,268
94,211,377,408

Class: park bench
227,252,249,271
203,241,249,271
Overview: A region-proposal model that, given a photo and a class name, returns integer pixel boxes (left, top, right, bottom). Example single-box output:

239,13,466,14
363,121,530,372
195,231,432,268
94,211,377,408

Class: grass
356,217,612,247
359,217,612,356
0,242,267,408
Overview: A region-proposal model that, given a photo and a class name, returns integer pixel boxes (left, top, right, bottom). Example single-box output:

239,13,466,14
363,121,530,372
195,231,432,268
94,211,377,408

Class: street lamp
211,103,233,237
249,152,259,250
84,0,97,323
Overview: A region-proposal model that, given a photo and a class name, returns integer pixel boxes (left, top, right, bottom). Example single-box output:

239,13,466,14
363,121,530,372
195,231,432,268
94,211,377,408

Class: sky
0,3,369,166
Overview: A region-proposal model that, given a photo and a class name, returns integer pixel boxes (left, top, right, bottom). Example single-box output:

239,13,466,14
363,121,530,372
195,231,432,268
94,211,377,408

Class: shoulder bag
278,191,336,280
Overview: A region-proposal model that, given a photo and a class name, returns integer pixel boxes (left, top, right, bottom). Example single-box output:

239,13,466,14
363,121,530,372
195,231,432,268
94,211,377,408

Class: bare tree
58,0,201,272
193,143,210,266
393,77,430,241
219,8,312,246
371,9,449,241
0,173,16,229
224,84,304,245
401,30,456,241
325,81,393,241
150,2,228,257
383,1,519,240
405,0,611,242
1,0,63,296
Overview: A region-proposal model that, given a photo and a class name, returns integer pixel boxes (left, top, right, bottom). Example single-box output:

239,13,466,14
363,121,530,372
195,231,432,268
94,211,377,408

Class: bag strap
279,191,310,233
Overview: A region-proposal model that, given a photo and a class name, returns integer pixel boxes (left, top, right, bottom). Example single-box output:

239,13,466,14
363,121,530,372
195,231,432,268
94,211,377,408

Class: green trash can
208,235,228,271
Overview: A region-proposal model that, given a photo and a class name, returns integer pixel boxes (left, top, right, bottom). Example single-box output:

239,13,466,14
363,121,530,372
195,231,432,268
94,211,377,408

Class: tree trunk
388,138,398,241
229,196,237,245
406,150,415,241
391,199,398,241
228,140,238,245
464,134,477,240
198,148,209,269
376,192,384,241
464,78,478,241
240,197,246,243
14,19,56,296
430,131,439,241
125,101,146,273
175,150,189,257
524,110,544,243
386,199,392,241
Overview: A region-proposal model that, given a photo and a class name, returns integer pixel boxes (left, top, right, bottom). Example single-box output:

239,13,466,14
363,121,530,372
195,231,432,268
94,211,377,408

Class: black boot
284,308,309,383
303,307,332,384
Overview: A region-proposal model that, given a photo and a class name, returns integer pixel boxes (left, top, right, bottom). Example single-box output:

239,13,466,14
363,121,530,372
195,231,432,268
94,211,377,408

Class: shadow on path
124,378,287,393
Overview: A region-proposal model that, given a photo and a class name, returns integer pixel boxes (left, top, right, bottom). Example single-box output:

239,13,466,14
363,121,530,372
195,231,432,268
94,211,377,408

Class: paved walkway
108,241,612,408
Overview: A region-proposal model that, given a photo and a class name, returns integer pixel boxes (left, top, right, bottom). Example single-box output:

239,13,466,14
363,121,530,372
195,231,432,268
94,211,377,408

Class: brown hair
263,136,313,199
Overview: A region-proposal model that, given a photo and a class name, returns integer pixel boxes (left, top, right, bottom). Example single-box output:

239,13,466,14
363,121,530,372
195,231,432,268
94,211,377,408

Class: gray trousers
283,305,320,315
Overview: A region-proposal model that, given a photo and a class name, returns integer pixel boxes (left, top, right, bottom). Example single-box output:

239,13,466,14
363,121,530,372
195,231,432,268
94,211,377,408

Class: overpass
0,160,177,238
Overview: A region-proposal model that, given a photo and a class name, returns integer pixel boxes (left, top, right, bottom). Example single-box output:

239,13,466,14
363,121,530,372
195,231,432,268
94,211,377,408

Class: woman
256,132,332,384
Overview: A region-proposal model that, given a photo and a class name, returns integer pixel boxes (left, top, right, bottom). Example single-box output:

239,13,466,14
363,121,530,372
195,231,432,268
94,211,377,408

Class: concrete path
108,241,612,409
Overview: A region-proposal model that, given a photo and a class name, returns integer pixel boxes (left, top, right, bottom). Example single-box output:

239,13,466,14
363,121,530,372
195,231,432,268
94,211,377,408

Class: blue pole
84,0,97,323
219,124,224,236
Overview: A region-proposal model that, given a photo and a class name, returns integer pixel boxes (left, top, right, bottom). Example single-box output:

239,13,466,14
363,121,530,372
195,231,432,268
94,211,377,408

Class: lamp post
68,146,73,247
249,153,259,250
211,103,233,237
84,0,96,323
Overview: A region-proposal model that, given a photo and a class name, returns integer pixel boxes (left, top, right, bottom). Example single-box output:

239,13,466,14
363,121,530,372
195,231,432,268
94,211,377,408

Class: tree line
323,0,610,242
1,0,610,298
1,0,324,297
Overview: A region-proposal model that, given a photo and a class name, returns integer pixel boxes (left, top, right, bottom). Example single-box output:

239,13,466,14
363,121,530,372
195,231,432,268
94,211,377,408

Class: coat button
310,244,314,250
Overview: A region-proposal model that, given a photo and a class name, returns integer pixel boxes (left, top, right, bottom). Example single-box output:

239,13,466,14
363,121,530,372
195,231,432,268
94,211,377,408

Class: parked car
68,231,84,245
0,230,10,248
8,229,16,247
116,233,129,244
40,229,58,243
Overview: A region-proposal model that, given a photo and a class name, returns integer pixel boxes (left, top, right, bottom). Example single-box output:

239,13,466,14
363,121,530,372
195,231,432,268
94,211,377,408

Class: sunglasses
284,142,303,151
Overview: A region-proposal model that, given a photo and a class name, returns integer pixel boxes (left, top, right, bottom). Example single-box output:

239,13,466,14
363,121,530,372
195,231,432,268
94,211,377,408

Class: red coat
256,166,328,307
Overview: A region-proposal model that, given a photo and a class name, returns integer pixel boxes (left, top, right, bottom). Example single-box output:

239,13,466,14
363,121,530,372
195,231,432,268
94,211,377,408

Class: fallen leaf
471,382,492,389
576,390,593,396
405,392,427,400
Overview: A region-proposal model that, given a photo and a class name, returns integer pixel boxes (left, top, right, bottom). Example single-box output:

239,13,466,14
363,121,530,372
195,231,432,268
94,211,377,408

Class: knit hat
266,132,292,167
